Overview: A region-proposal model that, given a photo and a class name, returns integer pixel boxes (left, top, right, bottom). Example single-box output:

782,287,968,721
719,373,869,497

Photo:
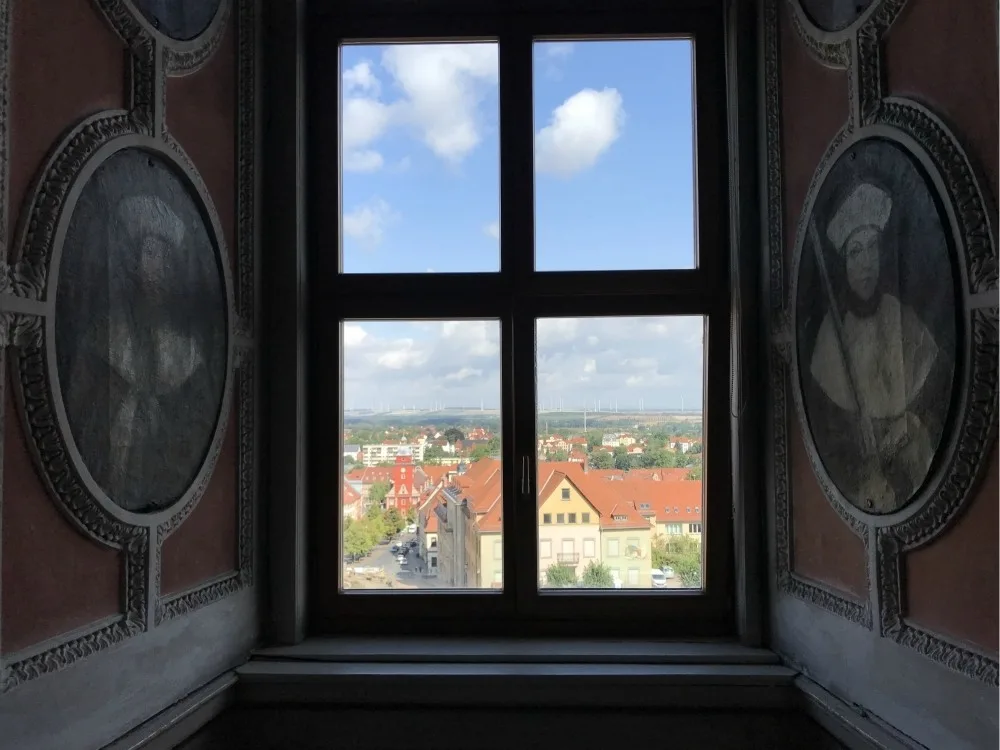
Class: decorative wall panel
766,0,999,687
0,0,257,692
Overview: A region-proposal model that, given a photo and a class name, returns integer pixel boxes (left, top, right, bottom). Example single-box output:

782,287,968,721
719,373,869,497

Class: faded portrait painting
797,0,875,32
55,149,228,513
795,138,958,515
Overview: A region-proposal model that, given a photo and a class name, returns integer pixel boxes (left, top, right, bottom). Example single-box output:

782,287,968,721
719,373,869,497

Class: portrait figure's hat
826,181,892,252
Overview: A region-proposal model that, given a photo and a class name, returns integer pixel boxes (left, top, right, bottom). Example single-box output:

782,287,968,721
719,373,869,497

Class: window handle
521,455,531,495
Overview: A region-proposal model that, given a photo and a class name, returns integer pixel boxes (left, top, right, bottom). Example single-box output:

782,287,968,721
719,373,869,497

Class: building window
431,557,437,568
627,568,640,585
312,0,730,630
689,523,703,533
666,523,682,535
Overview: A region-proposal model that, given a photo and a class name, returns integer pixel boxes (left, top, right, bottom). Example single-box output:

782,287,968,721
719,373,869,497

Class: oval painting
133,0,223,41
795,137,958,515
55,148,228,513
798,0,875,32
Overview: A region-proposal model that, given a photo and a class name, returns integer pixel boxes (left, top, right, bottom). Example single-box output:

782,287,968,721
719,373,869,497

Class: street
349,532,450,589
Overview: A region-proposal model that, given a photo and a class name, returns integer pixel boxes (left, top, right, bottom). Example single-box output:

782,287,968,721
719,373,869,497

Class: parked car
406,524,417,534
390,544,400,554
650,568,669,588
396,555,407,565
409,540,419,548
662,566,675,579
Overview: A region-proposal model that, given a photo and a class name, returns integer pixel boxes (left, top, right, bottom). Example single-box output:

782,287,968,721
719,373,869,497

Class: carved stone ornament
92,0,231,75
785,0,907,67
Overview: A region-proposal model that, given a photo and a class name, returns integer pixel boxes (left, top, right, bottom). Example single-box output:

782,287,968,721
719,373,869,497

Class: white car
662,566,675,579
650,569,669,588
396,555,407,565
406,524,417,534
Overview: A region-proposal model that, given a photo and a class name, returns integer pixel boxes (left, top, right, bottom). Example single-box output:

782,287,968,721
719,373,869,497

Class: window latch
520,455,531,496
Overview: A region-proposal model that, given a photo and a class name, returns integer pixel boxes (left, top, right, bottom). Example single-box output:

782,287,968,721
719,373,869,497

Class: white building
361,442,427,466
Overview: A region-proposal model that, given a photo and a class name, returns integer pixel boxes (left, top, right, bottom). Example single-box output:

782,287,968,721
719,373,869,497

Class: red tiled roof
615,480,704,522
342,481,361,505
422,465,450,486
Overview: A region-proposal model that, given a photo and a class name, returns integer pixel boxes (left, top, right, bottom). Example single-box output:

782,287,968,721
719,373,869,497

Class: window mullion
498,29,538,610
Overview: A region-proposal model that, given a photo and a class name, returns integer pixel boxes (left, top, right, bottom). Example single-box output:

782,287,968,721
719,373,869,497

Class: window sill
237,639,796,710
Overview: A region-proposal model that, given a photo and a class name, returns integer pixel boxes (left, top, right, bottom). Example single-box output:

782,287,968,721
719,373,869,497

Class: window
312,0,731,632
689,523,703,534
666,523,682,535
627,568,640,586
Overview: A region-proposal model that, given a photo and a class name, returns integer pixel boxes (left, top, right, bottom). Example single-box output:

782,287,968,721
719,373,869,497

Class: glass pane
340,43,500,273
535,316,704,591
341,320,502,591
533,40,695,271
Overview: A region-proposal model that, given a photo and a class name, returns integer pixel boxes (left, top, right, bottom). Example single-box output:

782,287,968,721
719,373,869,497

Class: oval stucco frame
11,111,235,546
788,99,998,543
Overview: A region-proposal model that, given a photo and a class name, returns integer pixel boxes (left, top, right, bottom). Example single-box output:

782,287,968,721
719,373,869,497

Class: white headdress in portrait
825,182,892,251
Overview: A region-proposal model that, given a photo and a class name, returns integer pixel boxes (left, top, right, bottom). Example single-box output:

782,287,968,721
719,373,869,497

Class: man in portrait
807,182,940,512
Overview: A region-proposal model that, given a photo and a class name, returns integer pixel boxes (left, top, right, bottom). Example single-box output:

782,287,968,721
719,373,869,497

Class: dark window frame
307,0,733,638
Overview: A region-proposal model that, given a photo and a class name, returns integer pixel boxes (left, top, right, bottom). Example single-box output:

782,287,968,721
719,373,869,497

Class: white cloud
343,149,384,173
342,318,702,411
535,88,624,177
445,367,483,382
343,323,368,348
381,44,498,163
342,198,396,246
377,340,428,370
343,61,381,96
544,43,574,60
342,96,393,172
484,221,500,240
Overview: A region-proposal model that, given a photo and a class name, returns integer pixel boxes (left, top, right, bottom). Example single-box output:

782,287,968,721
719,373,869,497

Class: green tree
384,507,405,536
443,427,465,444
586,430,604,451
651,534,702,588
423,445,445,463
368,480,391,509
405,506,418,526
686,465,703,480
588,451,613,470
613,449,633,471
544,564,578,588
579,560,615,588
343,519,371,561
548,449,569,462
470,445,492,462
487,435,501,454
688,442,703,454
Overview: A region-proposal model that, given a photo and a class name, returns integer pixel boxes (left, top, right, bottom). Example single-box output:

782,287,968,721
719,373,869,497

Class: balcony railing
557,552,580,565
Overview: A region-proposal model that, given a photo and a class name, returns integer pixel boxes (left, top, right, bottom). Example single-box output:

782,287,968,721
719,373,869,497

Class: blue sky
339,41,702,411
340,40,695,273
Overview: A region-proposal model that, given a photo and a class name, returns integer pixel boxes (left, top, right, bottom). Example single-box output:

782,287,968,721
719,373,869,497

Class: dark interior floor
177,707,846,750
